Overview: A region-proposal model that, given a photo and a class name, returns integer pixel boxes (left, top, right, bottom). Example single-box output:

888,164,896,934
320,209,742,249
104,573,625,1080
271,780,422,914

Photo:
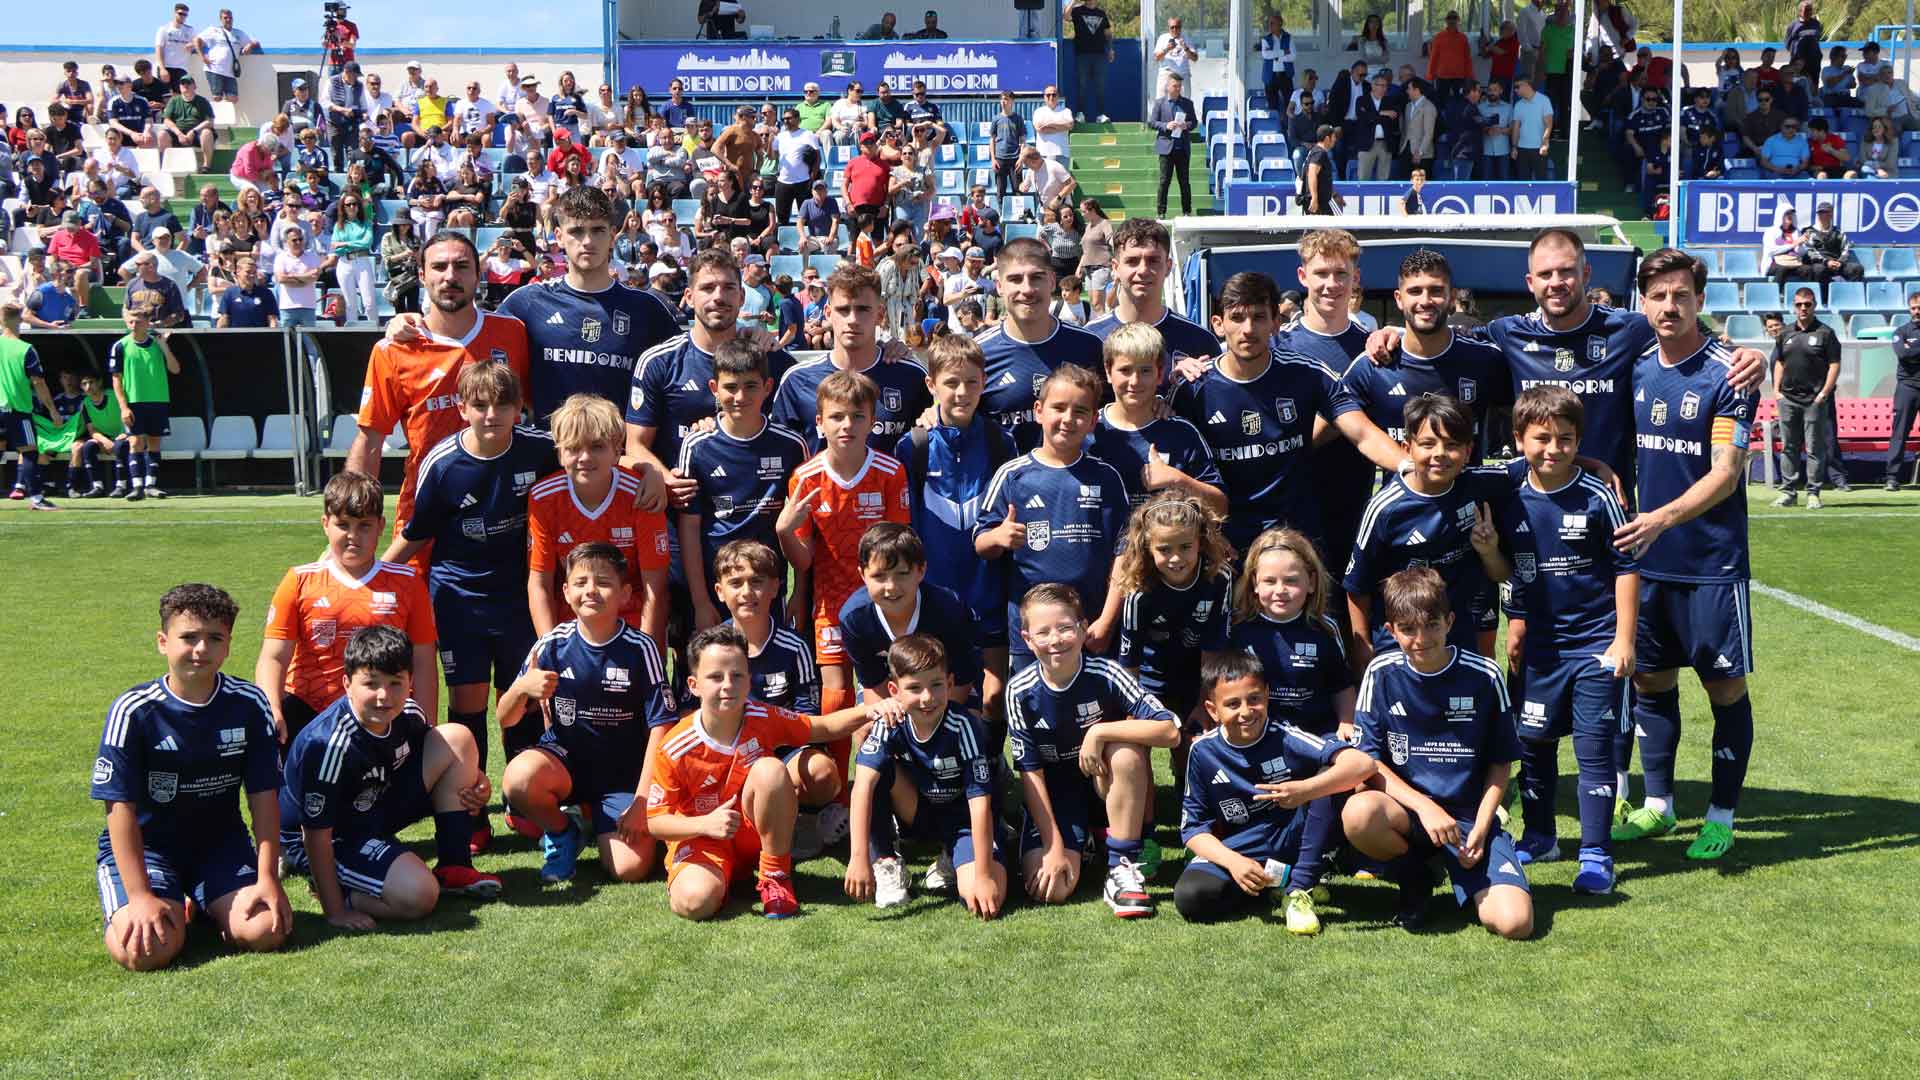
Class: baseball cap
859,131,878,144
1817,201,1834,212
965,246,985,259
292,78,307,88
940,246,963,261
811,179,827,190
150,226,171,239
745,254,767,266
343,62,360,75
649,261,675,279
60,210,81,225
406,60,423,71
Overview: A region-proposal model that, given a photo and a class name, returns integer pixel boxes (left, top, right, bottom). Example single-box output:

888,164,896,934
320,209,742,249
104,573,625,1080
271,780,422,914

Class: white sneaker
1102,858,1154,918
1096,114,1110,123
790,811,824,860
874,856,910,908
1074,111,1086,122
1772,491,1798,508
1807,493,1824,509
923,851,955,892
816,802,850,845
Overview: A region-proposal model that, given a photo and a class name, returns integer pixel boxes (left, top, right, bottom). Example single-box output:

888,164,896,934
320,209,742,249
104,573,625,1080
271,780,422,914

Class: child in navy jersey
844,635,1008,918
1174,653,1372,924
713,540,819,715
1092,321,1225,512
91,585,288,971
1227,527,1356,934
838,523,983,707
499,544,676,885
1341,568,1532,938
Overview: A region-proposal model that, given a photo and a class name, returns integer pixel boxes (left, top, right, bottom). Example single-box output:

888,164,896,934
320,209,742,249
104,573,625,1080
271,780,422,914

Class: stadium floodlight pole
1668,0,1683,237
1567,0,1586,190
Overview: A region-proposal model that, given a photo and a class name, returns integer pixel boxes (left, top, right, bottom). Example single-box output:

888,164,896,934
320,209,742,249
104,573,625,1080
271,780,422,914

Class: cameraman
325,61,371,170
322,2,360,81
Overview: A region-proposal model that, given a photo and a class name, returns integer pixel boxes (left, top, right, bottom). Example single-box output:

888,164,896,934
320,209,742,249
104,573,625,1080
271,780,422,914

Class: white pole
1668,0,1683,242
1568,0,1585,189
1908,1,1915,83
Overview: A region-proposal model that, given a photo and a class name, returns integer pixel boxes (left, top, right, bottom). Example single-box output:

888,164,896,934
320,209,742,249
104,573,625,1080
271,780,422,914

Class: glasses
1793,301,1815,308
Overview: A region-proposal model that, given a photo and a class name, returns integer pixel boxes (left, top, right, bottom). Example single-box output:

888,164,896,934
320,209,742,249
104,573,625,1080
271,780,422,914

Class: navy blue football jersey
279,698,434,837
500,280,683,423
1285,320,1377,559
625,333,796,472
728,618,820,715
1170,350,1353,549
1006,656,1175,772
854,706,996,810
1227,612,1354,734
1345,467,1514,652
677,420,810,587
91,674,279,852
1180,719,1353,856
403,426,557,611
1117,572,1234,699
1088,412,1222,507
1487,305,1657,480
769,353,932,452
1496,467,1636,662
1631,338,1756,583
1354,647,1520,817
975,451,1131,646
1085,310,1221,387
974,319,1106,431
520,619,675,786
838,583,984,694
1337,332,1512,448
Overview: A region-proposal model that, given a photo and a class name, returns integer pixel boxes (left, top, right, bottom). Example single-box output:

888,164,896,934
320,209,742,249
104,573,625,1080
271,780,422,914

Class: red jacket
545,140,592,178
1428,30,1474,81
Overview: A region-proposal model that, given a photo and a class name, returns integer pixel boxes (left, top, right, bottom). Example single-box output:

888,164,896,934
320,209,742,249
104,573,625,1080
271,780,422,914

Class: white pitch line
1750,511,1920,522
1751,582,1920,653
0,517,313,527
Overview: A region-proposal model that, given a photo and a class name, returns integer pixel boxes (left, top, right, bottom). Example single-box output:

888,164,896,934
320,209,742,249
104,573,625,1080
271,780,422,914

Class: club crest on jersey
1681,391,1701,421
1275,398,1297,424
759,456,785,479
1651,398,1668,427
490,348,510,366
1586,336,1607,362
1388,731,1409,764
604,665,629,690
1259,757,1290,781
1241,410,1262,436
612,311,630,336
1026,520,1051,551
462,517,486,541
1447,696,1476,721
1031,373,1047,399
1457,378,1477,403
712,494,734,516
149,771,178,803
1074,700,1102,726
930,755,960,778
304,793,326,818
581,317,602,343
552,697,577,725
1220,798,1249,824
763,672,788,698
883,388,903,413
1514,553,1537,582
93,757,114,785
311,618,337,649
972,760,991,784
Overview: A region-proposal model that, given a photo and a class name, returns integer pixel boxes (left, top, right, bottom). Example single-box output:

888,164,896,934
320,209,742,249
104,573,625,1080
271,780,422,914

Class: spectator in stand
148,226,208,320
414,125,458,178
25,259,80,328
1400,79,1436,180
121,238,192,327
861,12,900,39
1770,285,1839,509
1739,87,1787,159
1517,0,1548,84
1541,0,1576,121
867,82,909,135
1753,48,1787,96
1863,65,1920,134
154,3,198,87
903,82,946,148
1427,12,1474,105
697,0,748,39
46,210,101,302
347,127,405,195
546,127,593,180
1154,16,1200,97
321,2,359,79
1033,86,1074,162
443,162,491,231
362,71,395,126
410,78,453,150
130,186,181,259
891,144,933,240
1624,87,1668,192
1077,198,1113,314
325,62,371,171
272,226,322,328
1860,116,1900,179
1039,203,1084,281
549,71,590,143
988,92,1027,200
516,75,554,148
284,78,323,137
1686,124,1726,180
1804,117,1854,179
1585,0,1636,66
773,108,823,226
1888,293,1920,490
128,59,169,111
328,193,377,322
586,81,621,143
394,61,428,121
1509,77,1553,180
1820,45,1858,109
1855,40,1887,85
1679,86,1715,141
1441,81,1485,174
844,131,896,225
796,82,832,134
1801,201,1864,284
1484,20,1521,90
1785,2,1823,76
1760,115,1810,178
1722,68,1757,134
195,9,260,104
1762,205,1806,285
92,129,143,200
215,255,277,327
878,227,926,340
106,77,156,149
1020,143,1077,210
658,79,693,133
1259,13,1296,115
796,180,840,254
406,159,447,240
53,61,95,120
1349,13,1389,65
821,85,869,149
1639,132,1670,215
452,81,498,147
42,105,86,175
905,10,948,38
1067,0,1115,123
1779,58,1815,121
184,183,226,257
1353,74,1399,181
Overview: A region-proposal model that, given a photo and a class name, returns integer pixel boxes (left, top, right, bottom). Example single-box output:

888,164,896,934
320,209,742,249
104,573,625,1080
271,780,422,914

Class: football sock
81,441,99,485
866,774,899,862
1704,804,1736,828
113,439,130,483
1643,794,1672,817
127,451,146,487
1518,738,1558,837
1633,685,1682,802
433,810,474,867
1572,731,1617,852
758,851,792,880
1290,794,1343,891
1614,684,1638,798
18,457,39,499
1106,835,1141,869
145,451,162,485
1708,694,1754,813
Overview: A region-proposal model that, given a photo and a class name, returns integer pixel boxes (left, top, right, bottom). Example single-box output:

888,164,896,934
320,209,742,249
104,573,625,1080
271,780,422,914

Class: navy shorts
126,402,171,438
95,828,259,927
1,410,34,448
1515,655,1630,743
281,832,413,899
1184,810,1308,882
1408,815,1532,906
433,591,536,690
1636,579,1754,681
206,72,239,97
534,731,640,835
1017,768,1095,856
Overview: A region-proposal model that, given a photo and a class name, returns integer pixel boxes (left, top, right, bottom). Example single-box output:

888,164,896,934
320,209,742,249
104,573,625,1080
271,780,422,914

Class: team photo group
82,186,1769,970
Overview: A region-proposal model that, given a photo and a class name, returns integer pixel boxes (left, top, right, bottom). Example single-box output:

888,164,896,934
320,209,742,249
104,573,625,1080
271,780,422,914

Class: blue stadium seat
806,254,841,277
1867,281,1907,311
1248,112,1280,137
935,144,962,166
1721,249,1763,282
777,225,800,253
1702,281,1743,314
1744,282,1784,312
1825,280,1869,315
1877,247,1918,279
1256,159,1293,181
1723,314,1764,340
937,169,964,193
378,199,408,224
1725,165,1762,180
1847,313,1888,338
1201,94,1228,118
1004,222,1040,242
1001,195,1036,220
673,198,701,222
971,143,994,167
770,254,804,280
473,226,506,252
1854,245,1884,275
1816,312,1844,336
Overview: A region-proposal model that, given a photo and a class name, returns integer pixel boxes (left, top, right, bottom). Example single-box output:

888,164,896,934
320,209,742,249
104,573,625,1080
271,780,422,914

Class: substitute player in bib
383,363,556,850
73,371,132,498
257,471,438,743
0,302,64,510
91,584,289,971
348,231,530,573
1084,217,1220,378
107,303,180,501
280,626,501,928
1611,249,1759,862
647,625,903,920
974,238,1106,432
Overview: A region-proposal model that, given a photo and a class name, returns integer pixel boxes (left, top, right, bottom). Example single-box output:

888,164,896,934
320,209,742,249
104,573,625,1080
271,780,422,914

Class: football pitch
3,490,1917,1079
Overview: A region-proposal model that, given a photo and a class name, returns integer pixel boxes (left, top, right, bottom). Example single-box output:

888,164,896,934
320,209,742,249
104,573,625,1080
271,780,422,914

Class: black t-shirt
720,191,755,239
1893,318,1920,386
133,76,170,108
1305,145,1335,204
741,198,772,240
1772,321,1840,403
42,123,82,162
1070,5,1111,53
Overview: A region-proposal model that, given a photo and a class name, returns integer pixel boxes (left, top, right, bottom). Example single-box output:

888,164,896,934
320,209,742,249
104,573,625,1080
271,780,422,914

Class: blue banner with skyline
618,40,1058,97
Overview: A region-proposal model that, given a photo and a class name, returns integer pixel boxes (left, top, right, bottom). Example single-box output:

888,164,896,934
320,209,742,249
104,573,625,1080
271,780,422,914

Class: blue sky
13,2,599,49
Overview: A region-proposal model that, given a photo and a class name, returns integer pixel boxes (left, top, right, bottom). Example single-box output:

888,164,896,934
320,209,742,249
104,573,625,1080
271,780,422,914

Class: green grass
3,489,1919,1078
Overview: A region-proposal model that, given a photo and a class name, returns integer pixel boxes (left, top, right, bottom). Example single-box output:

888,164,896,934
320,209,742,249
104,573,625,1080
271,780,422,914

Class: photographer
322,2,360,82
325,62,371,171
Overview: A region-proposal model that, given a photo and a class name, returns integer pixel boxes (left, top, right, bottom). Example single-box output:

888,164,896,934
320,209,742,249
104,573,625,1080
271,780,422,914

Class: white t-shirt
193,26,254,78
603,146,648,178
829,99,867,132
1025,158,1073,202
366,90,396,115
775,128,823,185
1155,33,1195,78
93,146,142,182
1032,103,1074,160
273,249,321,310
453,97,497,136
494,81,524,113
152,249,203,297
155,21,196,71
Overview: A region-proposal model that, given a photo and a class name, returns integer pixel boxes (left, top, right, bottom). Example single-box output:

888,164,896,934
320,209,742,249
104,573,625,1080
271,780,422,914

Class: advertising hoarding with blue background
618,40,1059,97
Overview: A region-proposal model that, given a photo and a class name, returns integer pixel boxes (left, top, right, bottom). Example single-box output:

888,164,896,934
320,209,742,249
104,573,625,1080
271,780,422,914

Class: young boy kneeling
1341,568,1533,938
1175,653,1373,923
844,634,1007,919
279,626,501,929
